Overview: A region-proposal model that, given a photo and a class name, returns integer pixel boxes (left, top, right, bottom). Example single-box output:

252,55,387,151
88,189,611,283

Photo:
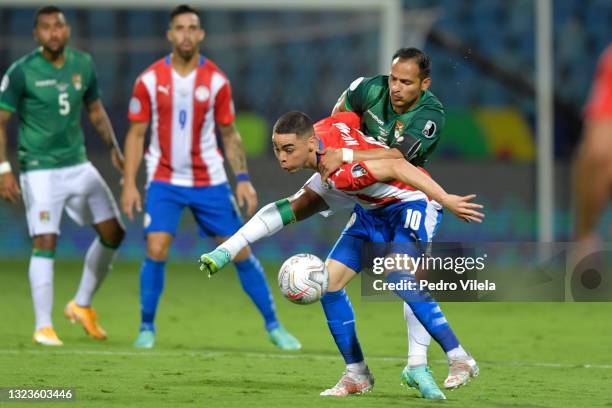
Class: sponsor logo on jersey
0,75,8,92
157,85,170,95
72,74,82,91
195,85,210,102
422,120,436,138
351,163,368,178
366,109,384,126
56,83,68,92
39,211,50,223
332,123,359,146
35,79,57,87
129,97,142,114
394,120,405,140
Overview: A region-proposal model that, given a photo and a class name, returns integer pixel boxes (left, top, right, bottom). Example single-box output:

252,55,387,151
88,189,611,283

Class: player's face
388,58,431,113
272,133,314,173
167,13,205,60
33,13,70,55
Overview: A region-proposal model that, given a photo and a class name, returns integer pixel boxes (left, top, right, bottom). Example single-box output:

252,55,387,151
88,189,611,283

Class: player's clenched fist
121,182,142,221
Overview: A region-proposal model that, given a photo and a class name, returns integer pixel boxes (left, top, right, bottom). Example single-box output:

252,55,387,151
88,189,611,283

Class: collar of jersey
165,54,206,66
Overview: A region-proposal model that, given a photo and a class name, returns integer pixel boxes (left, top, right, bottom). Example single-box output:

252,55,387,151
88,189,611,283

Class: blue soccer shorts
144,181,243,238
328,200,443,273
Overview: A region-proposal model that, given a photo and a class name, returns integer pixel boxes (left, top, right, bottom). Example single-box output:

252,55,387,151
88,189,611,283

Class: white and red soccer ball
278,254,329,305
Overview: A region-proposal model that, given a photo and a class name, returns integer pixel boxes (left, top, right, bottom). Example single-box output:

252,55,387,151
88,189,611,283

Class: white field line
0,348,611,370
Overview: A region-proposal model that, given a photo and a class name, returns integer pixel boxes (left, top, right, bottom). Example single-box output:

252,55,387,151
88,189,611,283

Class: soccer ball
278,253,329,305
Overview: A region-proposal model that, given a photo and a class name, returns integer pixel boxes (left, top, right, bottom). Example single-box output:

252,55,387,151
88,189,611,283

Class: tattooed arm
218,122,258,216
86,99,124,172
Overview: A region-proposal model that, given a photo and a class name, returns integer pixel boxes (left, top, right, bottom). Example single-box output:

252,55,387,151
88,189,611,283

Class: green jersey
344,75,445,166
0,47,100,172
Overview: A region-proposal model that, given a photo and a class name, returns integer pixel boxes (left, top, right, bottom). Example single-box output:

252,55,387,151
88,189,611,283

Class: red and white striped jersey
313,112,429,210
584,44,612,120
128,55,235,187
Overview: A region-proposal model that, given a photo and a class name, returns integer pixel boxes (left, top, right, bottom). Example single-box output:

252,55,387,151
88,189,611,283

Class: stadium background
0,0,610,260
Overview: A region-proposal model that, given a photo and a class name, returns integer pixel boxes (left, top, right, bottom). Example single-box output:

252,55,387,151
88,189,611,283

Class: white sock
404,303,431,367
220,202,285,259
346,361,367,374
75,239,117,307
29,256,54,330
447,345,469,361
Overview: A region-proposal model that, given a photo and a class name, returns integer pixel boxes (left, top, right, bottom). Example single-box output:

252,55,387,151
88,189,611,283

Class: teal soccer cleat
268,325,301,351
199,248,231,277
401,365,447,400
133,330,155,349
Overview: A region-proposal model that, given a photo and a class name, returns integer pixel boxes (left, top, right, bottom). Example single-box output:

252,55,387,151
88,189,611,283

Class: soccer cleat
320,367,374,397
444,356,479,389
133,330,155,349
199,248,231,277
400,365,446,400
33,326,63,346
64,300,107,340
268,325,301,351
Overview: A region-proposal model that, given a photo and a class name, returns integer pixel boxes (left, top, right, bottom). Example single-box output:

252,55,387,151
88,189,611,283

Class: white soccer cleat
320,367,374,397
32,326,63,346
444,356,479,389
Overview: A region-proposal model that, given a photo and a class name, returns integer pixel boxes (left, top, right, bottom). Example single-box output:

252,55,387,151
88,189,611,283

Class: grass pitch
1,259,611,407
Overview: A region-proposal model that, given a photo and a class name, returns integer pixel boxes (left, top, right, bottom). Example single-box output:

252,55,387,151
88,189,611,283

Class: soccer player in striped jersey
200,111,483,398
0,6,125,346
120,5,299,350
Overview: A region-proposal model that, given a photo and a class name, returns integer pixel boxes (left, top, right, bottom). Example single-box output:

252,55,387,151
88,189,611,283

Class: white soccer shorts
19,162,121,236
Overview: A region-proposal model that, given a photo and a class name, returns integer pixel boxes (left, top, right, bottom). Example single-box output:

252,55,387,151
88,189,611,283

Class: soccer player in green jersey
318,48,476,399
0,6,125,346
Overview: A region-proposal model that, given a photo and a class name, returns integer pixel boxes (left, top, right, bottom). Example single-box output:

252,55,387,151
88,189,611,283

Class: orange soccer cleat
64,300,107,340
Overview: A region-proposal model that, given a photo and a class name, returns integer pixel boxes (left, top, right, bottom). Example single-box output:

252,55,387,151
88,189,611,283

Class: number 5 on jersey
59,92,70,115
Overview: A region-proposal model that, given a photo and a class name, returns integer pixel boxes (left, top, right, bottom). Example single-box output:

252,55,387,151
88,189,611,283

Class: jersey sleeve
83,56,101,104
344,76,369,113
303,173,355,217
392,107,445,165
584,46,612,120
0,63,25,112
328,162,378,192
214,80,236,126
127,77,151,123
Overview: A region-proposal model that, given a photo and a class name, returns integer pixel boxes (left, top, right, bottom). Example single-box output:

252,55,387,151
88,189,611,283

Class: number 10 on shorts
404,208,422,230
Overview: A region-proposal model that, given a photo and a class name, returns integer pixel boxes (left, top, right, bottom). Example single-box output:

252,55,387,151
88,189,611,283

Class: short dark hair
273,111,314,139
33,5,64,27
169,4,201,25
392,47,431,79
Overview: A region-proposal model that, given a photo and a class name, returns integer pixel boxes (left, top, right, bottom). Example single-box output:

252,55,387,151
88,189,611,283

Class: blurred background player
201,111,483,399
120,4,300,350
319,47,459,398
573,44,612,248
0,6,125,346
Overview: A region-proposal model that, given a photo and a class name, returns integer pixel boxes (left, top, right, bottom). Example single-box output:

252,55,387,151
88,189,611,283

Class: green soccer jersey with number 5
0,47,100,172
343,75,445,167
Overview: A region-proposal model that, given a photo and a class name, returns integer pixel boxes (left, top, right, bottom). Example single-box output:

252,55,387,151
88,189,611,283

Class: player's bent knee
146,233,172,261
95,218,126,248
326,259,357,292
32,234,58,252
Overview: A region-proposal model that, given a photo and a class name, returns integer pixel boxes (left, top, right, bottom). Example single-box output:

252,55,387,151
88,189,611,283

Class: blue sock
386,271,459,352
235,254,279,332
320,289,364,364
139,257,165,332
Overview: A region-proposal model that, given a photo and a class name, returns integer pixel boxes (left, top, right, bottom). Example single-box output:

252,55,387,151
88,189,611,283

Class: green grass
1,260,612,407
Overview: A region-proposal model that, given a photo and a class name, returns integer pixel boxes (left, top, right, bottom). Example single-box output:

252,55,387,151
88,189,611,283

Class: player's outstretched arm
121,121,148,221
319,145,404,181
219,122,258,216
199,187,328,276
365,158,485,223
0,109,20,204
86,100,124,172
